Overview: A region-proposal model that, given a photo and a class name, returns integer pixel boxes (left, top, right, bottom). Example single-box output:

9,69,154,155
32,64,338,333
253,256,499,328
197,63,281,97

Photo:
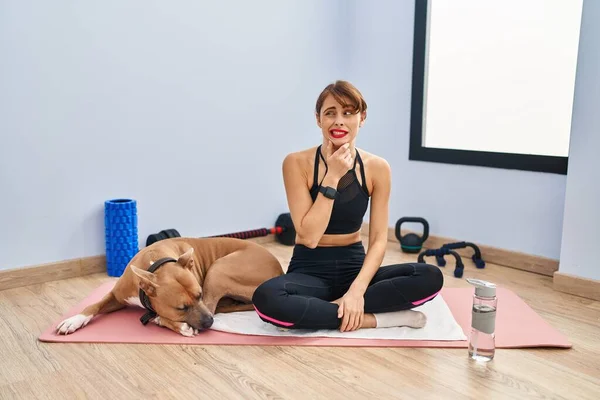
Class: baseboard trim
0,236,276,291
1,228,560,290
0,255,106,291
553,272,600,301
361,223,559,277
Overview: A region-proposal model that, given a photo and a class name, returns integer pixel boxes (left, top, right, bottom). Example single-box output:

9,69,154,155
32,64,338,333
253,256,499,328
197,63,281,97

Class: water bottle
467,278,497,362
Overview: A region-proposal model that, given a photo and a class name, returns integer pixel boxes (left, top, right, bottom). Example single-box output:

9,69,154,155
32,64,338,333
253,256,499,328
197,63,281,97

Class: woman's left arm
337,157,391,332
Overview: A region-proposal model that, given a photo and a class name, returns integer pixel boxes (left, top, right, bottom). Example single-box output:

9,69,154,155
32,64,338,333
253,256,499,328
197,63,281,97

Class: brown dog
55,237,283,336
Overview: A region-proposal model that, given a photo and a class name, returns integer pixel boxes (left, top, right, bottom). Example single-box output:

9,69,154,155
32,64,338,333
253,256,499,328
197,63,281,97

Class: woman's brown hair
315,80,368,116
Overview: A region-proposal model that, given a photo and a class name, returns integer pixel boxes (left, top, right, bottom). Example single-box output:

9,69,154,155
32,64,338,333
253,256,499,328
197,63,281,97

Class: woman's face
316,94,366,148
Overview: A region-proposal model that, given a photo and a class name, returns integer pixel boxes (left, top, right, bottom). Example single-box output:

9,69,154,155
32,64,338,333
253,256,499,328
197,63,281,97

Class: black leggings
252,241,444,330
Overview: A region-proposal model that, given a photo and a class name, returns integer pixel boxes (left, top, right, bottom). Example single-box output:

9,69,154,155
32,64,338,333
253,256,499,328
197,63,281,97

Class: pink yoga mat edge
38,282,572,349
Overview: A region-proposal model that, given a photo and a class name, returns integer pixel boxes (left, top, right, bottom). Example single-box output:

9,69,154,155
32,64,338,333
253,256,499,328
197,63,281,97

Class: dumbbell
146,213,296,247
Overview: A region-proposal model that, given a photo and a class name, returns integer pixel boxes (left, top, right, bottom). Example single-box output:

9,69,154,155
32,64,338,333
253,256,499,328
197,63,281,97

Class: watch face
322,187,336,199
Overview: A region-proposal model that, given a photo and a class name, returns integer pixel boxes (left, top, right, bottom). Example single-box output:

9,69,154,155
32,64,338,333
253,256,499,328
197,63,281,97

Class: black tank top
309,145,370,234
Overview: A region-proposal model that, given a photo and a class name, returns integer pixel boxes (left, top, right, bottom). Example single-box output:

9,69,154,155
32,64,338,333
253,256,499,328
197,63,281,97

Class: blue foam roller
104,199,139,277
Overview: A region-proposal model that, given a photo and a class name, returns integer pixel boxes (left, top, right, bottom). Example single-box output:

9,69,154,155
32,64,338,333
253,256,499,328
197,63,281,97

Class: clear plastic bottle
467,278,497,362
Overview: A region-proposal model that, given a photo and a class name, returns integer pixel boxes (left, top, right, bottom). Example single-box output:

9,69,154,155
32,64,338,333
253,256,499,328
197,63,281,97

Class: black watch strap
319,186,338,200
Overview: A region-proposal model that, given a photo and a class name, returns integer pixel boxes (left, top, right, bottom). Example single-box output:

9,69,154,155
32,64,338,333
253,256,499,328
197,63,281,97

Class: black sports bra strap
313,145,321,187
352,150,359,170
313,145,329,188
356,151,368,193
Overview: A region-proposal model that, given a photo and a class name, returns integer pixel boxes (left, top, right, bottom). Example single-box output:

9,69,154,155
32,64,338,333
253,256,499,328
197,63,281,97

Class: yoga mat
210,294,467,341
39,281,572,348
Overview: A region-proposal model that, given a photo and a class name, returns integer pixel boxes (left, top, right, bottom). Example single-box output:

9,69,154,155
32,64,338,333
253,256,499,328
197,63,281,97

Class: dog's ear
177,247,195,270
131,265,160,297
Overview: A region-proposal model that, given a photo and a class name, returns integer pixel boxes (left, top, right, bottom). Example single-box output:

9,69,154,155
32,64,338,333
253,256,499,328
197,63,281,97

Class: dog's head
130,248,214,330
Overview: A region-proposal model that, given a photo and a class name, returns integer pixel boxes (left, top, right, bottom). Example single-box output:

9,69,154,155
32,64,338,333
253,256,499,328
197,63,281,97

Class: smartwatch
319,186,338,200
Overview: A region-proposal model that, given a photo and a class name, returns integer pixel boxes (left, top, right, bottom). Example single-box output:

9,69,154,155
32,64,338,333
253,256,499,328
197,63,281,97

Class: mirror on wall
409,0,584,174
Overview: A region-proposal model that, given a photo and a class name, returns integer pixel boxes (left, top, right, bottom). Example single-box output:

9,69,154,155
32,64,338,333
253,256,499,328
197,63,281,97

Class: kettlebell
395,217,429,253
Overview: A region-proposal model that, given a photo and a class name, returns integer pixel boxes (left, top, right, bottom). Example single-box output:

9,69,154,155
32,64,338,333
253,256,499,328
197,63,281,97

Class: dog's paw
56,314,93,335
179,323,198,337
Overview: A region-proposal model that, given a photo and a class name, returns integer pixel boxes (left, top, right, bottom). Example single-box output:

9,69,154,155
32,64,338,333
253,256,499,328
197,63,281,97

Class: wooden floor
1,239,599,399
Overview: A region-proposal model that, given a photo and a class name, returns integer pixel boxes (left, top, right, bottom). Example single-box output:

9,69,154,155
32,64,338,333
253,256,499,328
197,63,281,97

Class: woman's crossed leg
252,262,444,330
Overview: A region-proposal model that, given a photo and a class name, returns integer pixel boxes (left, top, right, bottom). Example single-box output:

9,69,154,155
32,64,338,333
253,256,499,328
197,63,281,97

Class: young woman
252,80,444,332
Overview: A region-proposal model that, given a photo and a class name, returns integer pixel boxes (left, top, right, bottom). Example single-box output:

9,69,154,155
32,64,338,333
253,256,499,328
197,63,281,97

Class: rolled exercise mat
104,199,139,277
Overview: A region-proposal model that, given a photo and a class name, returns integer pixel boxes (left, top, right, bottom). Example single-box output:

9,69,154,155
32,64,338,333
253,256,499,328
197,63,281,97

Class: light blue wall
558,0,600,281
0,0,342,270
1,0,590,272
350,0,568,260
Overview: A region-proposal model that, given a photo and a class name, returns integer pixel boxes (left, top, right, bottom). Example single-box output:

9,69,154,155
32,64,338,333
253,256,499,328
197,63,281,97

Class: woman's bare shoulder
283,146,319,171
357,148,391,173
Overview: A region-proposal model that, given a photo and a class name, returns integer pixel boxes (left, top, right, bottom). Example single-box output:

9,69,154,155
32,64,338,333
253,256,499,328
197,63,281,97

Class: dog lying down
56,237,284,337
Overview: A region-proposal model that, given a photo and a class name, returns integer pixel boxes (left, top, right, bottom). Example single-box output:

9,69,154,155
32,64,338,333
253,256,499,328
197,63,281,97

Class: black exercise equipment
395,217,429,253
441,241,485,269
418,247,465,278
145,213,296,247
417,240,485,279
146,229,180,247
274,213,296,246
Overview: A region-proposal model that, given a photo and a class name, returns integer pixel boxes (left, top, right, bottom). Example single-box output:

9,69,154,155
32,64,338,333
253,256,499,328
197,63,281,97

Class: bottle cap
466,278,496,297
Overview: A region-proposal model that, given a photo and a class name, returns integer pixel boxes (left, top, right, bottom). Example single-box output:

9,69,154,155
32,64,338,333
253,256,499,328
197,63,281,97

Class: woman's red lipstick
330,129,348,139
